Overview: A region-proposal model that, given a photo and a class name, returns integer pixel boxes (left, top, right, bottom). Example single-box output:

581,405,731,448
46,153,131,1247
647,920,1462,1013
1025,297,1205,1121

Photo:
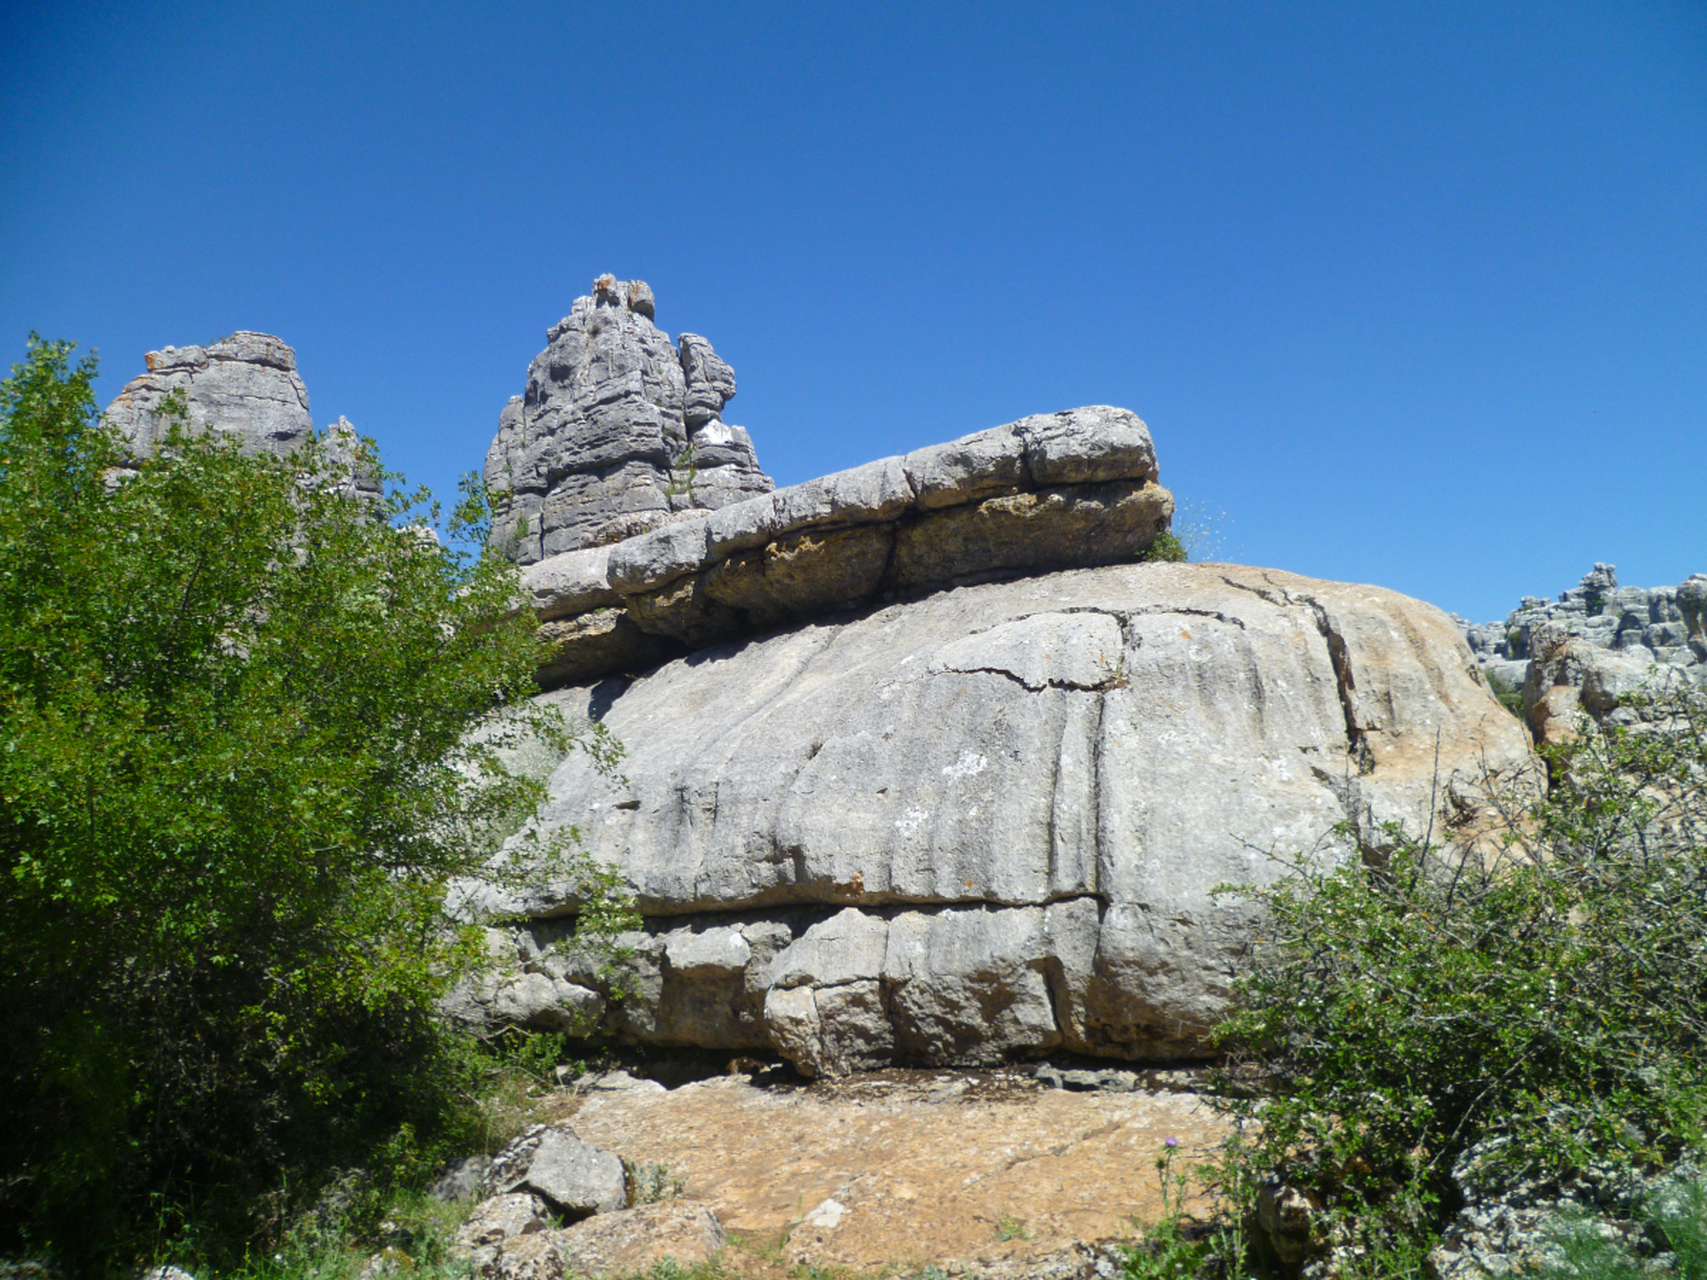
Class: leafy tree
0,338,606,1271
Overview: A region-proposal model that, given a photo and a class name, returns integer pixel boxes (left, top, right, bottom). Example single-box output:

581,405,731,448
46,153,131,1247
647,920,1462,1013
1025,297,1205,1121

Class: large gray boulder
453,562,1539,1074
484,275,773,564
482,1125,627,1220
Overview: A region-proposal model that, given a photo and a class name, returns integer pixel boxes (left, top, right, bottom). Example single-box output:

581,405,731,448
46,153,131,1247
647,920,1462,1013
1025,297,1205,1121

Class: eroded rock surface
102,332,381,501
485,275,773,564
105,331,314,462
451,563,1539,1074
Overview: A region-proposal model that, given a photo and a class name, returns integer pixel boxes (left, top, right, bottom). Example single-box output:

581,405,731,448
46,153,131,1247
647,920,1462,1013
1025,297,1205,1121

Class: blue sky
3,1,1702,623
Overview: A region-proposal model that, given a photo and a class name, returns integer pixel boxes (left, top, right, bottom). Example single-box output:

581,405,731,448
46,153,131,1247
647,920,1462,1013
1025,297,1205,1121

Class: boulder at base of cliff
450,563,1538,1075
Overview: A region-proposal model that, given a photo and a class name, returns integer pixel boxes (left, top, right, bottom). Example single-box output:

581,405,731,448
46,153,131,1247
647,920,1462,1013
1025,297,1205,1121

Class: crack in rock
927,612,1126,692
1220,573,1372,772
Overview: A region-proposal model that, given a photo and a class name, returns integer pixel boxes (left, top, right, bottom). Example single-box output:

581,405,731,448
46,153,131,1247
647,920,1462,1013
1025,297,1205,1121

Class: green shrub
1122,1139,1243,1280
1484,668,1526,718
1143,532,1188,563
1207,678,1707,1265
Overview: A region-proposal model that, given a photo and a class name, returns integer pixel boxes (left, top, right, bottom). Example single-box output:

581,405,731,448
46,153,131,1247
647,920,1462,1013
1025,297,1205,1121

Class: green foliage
1484,668,1526,718
1208,678,1707,1265
508,1029,574,1088
0,337,618,1271
1142,532,1188,563
1122,1141,1226,1280
664,437,699,501
993,1210,1032,1242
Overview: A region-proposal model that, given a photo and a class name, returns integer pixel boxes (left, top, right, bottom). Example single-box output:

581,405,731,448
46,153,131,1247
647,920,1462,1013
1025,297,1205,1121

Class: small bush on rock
1142,532,1188,563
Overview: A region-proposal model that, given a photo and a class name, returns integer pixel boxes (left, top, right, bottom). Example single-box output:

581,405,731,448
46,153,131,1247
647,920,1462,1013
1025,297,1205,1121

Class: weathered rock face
453,563,1538,1075
102,333,383,502
519,405,1171,688
105,331,315,462
484,276,773,565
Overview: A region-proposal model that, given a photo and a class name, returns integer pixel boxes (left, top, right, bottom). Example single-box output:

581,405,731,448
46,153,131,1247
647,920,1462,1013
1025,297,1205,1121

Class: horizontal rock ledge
445,896,1227,1077
517,406,1171,687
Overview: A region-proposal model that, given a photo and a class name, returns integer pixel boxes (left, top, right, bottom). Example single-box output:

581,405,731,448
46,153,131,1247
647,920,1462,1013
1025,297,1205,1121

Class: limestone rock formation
519,405,1171,688
484,276,773,564
104,331,314,463
102,332,382,502
452,562,1537,1075
1460,563,1705,678
1458,564,1707,745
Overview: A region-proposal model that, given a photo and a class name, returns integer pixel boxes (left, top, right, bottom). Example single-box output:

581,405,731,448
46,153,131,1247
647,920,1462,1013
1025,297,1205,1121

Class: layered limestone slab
518,405,1173,686
451,563,1540,1074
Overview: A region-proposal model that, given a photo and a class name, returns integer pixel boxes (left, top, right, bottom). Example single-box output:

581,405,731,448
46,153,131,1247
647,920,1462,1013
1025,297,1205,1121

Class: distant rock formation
517,405,1172,688
102,331,380,502
484,276,773,565
1456,564,1706,745
105,331,313,460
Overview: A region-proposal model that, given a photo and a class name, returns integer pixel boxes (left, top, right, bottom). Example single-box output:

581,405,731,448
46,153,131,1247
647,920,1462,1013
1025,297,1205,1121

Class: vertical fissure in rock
1305,597,1374,775
1086,687,1107,899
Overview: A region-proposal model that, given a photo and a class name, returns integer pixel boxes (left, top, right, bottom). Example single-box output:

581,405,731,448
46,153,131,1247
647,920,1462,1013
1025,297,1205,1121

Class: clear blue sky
3,1,1702,623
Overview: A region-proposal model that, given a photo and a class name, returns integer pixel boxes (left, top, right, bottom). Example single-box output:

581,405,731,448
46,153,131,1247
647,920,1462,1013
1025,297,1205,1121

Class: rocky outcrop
105,331,314,462
484,276,773,565
102,332,381,501
1520,623,1680,746
478,1125,626,1220
454,339,1535,1075
1457,564,1707,746
452,562,1538,1075
1460,563,1705,679
519,405,1172,688
451,1121,725,1277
